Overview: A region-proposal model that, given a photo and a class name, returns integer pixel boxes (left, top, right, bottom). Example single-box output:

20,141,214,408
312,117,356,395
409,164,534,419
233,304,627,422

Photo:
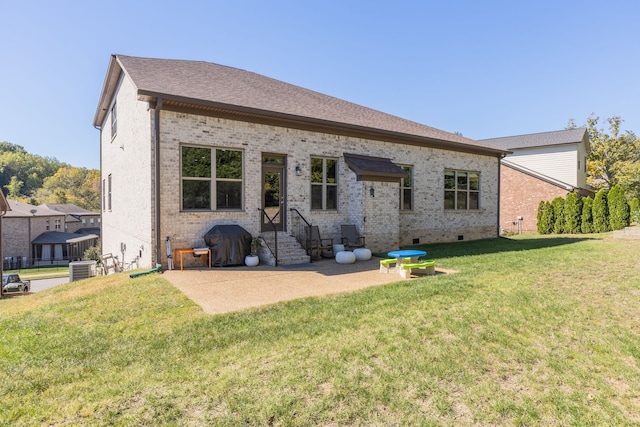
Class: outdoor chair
341,224,365,250
306,225,334,259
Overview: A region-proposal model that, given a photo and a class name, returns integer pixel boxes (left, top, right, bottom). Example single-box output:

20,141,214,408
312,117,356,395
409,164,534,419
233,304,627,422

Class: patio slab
162,257,416,315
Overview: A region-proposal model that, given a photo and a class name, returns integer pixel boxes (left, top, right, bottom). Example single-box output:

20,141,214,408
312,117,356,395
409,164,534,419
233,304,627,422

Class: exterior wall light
369,186,375,197
295,164,302,176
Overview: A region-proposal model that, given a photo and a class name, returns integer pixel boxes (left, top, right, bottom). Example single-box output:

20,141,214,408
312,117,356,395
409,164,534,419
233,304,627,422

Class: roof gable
94,55,507,158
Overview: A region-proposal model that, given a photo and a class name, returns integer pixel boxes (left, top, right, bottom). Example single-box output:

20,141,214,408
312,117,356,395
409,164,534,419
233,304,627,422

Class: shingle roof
39,203,96,215
480,128,588,151
4,200,65,218
94,55,507,157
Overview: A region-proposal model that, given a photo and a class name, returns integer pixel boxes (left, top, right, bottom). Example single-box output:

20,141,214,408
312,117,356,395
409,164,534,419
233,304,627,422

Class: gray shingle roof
95,55,507,156
480,128,588,151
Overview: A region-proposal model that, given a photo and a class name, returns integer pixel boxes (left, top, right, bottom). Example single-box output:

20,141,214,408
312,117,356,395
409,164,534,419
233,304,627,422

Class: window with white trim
181,146,243,211
107,174,112,211
311,157,337,210
400,165,413,210
110,102,117,138
444,169,480,210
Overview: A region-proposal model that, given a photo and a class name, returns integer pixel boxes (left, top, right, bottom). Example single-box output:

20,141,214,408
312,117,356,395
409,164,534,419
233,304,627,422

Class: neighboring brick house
481,129,592,233
0,191,10,280
40,203,101,234
1,200,99,268
93,54,508,269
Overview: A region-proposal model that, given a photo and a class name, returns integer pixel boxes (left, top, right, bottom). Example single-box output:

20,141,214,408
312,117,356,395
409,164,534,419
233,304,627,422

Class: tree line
0,141,100,211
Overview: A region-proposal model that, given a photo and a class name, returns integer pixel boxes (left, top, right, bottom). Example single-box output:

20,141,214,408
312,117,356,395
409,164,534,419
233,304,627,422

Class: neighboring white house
93,54,508,269
481,128,592,232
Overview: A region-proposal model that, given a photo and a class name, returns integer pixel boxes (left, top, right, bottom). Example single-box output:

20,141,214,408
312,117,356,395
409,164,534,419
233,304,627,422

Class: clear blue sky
1,0,638,170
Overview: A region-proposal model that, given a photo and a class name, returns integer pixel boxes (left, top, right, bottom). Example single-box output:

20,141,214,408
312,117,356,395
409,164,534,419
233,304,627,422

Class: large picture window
400,166,413,210
182,146,243,211
444,169,480,210
311,157,337,210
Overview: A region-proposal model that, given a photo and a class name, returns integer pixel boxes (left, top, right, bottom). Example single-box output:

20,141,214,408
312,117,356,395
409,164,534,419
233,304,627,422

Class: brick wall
155,111,500,267
500,164,570,233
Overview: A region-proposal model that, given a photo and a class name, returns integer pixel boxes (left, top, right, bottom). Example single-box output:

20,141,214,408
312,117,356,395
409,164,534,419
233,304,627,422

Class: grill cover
204,224,252,267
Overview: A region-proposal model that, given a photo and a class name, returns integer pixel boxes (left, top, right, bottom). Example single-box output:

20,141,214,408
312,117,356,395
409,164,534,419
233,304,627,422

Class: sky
1,0,638,170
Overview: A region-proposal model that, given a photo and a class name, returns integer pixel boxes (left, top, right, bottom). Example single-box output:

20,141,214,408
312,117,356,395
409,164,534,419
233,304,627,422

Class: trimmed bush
538,201,554,234
564,192,583,234
552,197,566,234
536,200,546,233
631,197,640,225
592,189,610,233
581,197,594,233
608,184,630,230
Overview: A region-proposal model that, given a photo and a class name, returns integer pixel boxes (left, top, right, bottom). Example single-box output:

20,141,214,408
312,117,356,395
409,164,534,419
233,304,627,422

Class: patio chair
305,225,334,259
341,224,365,250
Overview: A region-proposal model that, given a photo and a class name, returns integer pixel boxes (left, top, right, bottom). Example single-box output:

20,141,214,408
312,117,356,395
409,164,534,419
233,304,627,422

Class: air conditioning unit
69,261,97,282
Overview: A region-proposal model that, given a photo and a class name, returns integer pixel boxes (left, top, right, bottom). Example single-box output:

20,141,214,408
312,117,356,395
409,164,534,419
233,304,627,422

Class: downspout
154,98,163,266
497,154,504,237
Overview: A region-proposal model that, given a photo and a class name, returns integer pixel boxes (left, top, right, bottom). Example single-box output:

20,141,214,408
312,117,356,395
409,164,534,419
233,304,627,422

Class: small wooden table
173,247,212,271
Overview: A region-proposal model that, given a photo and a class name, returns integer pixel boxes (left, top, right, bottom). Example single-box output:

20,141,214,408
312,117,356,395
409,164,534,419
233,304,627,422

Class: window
311,157,337,210
444,169,480,210
110,102,117,138
107,174,112,211
102,179,106,211
400,166,413,210
54,219,61,230
181,146,243,211
46,220,50,231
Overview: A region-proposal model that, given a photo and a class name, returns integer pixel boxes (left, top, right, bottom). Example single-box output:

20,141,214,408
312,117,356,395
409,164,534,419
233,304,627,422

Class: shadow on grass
375,236,597,259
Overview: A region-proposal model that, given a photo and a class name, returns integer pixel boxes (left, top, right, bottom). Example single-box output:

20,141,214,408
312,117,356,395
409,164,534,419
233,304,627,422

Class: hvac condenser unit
69,261,97,282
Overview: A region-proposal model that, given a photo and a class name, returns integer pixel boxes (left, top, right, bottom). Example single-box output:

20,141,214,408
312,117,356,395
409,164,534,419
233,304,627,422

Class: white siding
507,144,580,187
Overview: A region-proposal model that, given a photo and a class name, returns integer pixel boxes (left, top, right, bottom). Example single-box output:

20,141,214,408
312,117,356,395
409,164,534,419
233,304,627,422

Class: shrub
631,197,640,225
608,184,630,230
539,201,554,234
564,192,582,234
552,197,566,234
581,197,594,233
592,189,610,233
536,200,546,233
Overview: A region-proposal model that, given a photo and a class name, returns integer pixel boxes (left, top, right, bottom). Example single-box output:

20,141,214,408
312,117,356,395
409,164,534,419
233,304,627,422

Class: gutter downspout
154,98,163,267
497,154,504,237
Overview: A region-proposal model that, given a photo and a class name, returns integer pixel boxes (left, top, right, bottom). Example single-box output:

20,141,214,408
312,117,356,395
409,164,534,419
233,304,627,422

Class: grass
4,265,69,280
1,233,640,425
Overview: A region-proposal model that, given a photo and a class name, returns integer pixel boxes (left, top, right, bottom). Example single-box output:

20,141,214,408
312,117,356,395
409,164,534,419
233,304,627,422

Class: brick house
481,128,592,233
93,55,508,269
0,191,10,280
1,200,99,268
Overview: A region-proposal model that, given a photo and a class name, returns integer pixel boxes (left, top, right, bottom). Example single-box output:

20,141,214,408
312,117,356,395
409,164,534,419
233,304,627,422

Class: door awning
343,153,407,182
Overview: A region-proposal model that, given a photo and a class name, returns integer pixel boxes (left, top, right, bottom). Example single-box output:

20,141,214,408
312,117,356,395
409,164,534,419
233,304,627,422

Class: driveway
162,257,417,315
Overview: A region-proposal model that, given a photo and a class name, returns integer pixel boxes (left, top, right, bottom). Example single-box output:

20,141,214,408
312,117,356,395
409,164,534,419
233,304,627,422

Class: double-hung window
400,166,413,210
181,146,243,211
444,169,480,210
311,157,337,210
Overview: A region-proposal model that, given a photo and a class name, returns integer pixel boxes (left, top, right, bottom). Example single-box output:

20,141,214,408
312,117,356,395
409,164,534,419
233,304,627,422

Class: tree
581,197,594,233
34,166,100,210
552,197,566,234
582,116,640,198
538,201,554,234
608,184,630,230
631,197,640,225
536,200,546,233
592,189,610,233
564,192,582,234
4,176,24,199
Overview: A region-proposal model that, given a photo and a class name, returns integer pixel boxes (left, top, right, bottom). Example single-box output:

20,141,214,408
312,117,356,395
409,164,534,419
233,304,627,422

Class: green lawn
1,234,639,426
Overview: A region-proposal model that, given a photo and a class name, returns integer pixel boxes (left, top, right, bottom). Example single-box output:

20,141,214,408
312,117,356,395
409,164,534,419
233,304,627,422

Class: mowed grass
1,234,640,426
